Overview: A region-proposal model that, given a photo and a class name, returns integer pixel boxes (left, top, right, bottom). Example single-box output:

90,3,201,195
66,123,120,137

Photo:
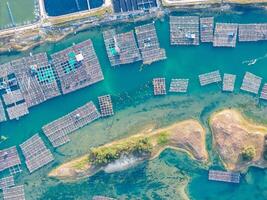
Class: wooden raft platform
135,23,166,65
20,134,54,173
0,99,7,123
169,78,189,93
2,89,24,106
213,23,238,47
222,73,236,92
153,78,166,95
51,40,104,94
11,53,60,107
208,170,240,183
0,146,21,174
98,95,114,117
199,70,222,86
200,17,214,43
0,176,15,190
6,102,29,120
240,72,262,94
260,83,267,100
42,101,101,147
239,23,267,42
2,185,25,200
170,16,200,46
103,29,142,66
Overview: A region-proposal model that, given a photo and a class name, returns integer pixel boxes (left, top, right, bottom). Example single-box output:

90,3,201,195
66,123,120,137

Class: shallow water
1,9,267,200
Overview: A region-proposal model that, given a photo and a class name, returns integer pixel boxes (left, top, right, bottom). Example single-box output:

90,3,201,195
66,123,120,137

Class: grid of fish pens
222,73,236,92
98,95,114,117
0,99,6,123
51,40,104,94
208,170,240,183
200,17,214,43
103,29,142,66
6,102,29,120
135,23,166,65
0,146,21,174
20,134,54,173
0,176,15,190
11,53,60,108
2,89,24,106
240,72,262,94
169,79,189,93
170,16,200,46
213,23,238,47
199,70,222,86
238,23,267,42
260,83,267,100
42,101,101,147
153,78,166,95
2,185,25,200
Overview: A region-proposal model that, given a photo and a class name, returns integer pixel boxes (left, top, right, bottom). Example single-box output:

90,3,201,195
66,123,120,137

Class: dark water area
44,0,104,16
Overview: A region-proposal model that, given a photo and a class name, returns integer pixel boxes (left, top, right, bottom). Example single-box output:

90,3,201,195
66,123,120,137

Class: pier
213,23,238,47
20,134,54,173
2,185,25,200
51,40,104,94
260,83,267,100
103,30,142,66
200,17,214,43
98,95,114,117
239,23,267,42
0,176,14,190
42,101,100,147
222,73,236,92
11,53,60,108
0,99,7,123
170,16,200,46
0,146,21,175
169,79,189,93
208,170,240,183
153,78,166,95
6,2,15,27
240,72,262,94
199,70,221,86
135,23,166,65
6,102,29,120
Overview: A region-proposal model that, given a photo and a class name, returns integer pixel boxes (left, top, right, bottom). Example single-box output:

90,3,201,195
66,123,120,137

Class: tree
241,146,256,161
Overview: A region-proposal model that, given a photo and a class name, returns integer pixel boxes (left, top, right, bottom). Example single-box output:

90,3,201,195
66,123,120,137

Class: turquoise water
1,9,267,200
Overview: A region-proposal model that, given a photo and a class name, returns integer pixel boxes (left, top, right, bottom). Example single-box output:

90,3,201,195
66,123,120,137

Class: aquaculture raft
222,73,236,92
0,176,15,190
239,23,267,42
199,70,222,86
6,102,29,120
2,185,25,200
0,146,21,175
240,72,262,94
20,134,54,173
153,78,166,95
170,16,200,46
169,79,189,93
260,83,267,100
135,23,166,65
2,89,24,106
42,101,101,147
98,95,114,117
208,170,240,183
0,99,6,123
103,30,142,66
213,23,238,47
200,17,214,43
51,40,104,94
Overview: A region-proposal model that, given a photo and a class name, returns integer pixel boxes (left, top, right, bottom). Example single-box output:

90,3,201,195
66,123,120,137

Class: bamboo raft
208,170,240,183
6,102,29,120
240,72,262,94
169,78,189,93
239,23,267,42
260,83,267,100
213,23,238,47
200,17,214,43
153,78,166,95
222,73,236,92
199,70,222,86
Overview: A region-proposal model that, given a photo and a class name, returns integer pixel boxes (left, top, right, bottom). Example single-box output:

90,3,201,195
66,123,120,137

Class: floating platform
98,95,114,117
239,23,267,42
260,83,267,100
11,53,61,108
170,16,200,46
42,101,101,147
135,23,166,65
103,30,142,66
0,146,21,174
0,62,18,91
6,102,29,120
169,78,189,93
2,185,25,200
0,99,7,123
20,134,54,173
222,73,236,92
0,176,15,190
213,23,238,47
200,17,214,43
208,170,240,183
51,40,104,94
2,89,24,106
199,70,222,86
240,72,262,94
153,78,166,95
112,0,157,13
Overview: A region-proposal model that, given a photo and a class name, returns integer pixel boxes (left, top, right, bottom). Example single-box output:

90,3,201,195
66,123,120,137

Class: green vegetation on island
241,146,256,161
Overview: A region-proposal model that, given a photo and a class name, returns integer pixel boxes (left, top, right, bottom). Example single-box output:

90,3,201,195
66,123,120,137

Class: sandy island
48,119,208,181
210,109,267,171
